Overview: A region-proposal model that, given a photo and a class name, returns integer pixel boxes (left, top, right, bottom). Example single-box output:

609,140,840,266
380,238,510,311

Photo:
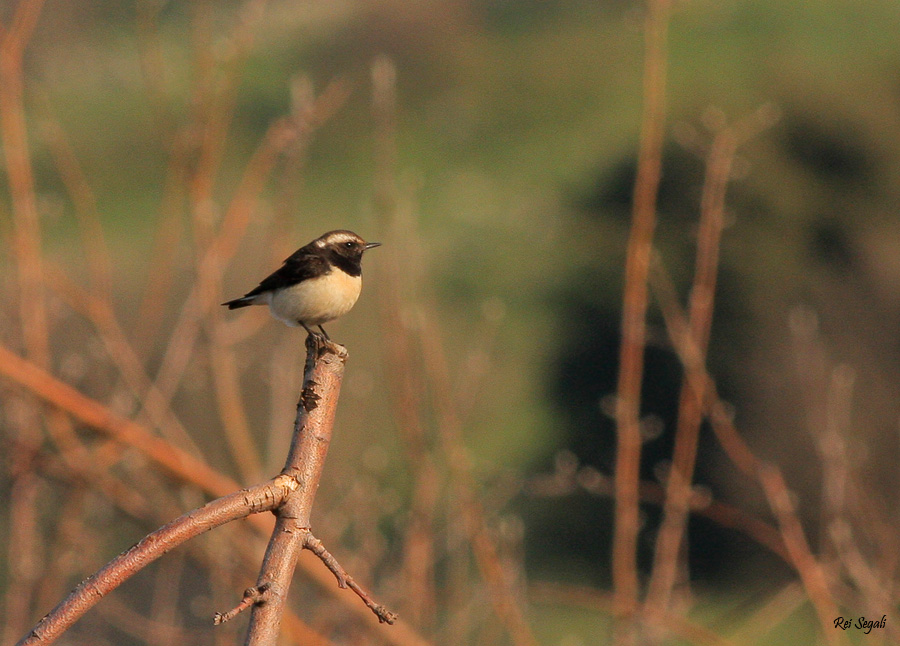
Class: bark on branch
16,335,397,646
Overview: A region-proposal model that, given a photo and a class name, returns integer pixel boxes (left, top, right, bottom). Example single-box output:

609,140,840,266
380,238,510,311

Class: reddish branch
645,123,738,615
645,107,779,615
0,0,49,367
0,342,239,498
612,0,671,640
15,335,397,646
16,477,298,646
649,260,845,645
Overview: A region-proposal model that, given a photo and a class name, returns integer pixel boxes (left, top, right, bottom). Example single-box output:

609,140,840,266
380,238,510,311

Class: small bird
222,230,380,340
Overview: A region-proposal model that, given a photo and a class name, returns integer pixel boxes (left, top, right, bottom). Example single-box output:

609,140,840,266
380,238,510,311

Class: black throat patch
328,251,363,277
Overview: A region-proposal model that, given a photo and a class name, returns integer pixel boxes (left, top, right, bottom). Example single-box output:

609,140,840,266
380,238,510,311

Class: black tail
222,296,254,309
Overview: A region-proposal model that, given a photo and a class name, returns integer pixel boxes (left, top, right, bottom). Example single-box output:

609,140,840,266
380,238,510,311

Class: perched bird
222,230,380,339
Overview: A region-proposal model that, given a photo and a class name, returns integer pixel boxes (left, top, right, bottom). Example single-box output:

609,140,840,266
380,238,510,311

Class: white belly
267,270,362,327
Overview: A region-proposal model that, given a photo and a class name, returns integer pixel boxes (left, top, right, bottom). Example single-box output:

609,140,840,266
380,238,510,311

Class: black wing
240,248,329,299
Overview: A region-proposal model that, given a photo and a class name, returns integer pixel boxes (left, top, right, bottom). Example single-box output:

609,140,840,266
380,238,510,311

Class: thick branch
244,335,348,645
16,475,299,646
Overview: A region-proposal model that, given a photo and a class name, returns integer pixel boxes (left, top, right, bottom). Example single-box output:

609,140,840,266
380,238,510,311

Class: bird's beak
365,242,382,250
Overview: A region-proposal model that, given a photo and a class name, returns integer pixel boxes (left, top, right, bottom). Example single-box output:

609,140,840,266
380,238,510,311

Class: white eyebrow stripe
320,232,359,246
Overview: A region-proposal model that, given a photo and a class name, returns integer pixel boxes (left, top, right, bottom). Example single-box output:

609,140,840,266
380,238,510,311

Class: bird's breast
268,270,362,326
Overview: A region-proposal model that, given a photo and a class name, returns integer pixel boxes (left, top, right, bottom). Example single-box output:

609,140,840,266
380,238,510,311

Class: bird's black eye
344,241,354,249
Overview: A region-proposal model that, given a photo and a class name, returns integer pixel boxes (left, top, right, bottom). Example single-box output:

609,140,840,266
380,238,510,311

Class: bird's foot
301,323,328,348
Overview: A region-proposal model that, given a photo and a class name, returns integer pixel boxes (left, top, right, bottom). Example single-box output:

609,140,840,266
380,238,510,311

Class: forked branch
16,335,397,646
16,475,300,646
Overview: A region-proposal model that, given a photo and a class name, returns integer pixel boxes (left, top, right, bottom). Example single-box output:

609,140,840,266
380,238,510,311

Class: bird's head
315,230,381,264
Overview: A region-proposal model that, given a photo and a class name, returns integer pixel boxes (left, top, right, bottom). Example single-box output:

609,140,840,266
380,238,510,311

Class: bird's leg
317,325,331,341
301,322,321,342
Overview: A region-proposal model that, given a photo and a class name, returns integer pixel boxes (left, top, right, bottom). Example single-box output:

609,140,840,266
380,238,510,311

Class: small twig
303,532,398,624
215,584,270,625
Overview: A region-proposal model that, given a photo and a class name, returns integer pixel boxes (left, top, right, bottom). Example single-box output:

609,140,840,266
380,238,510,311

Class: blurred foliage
3,0,900,643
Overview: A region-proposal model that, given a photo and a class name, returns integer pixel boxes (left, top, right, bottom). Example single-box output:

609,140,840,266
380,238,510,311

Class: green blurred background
3,1,900,644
